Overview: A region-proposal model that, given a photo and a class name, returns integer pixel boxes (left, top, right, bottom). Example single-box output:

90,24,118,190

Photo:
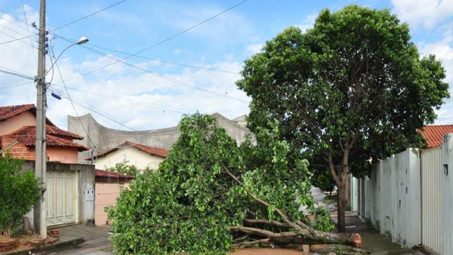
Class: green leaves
110,114,317,254
0,155,40,235
237,5,449,179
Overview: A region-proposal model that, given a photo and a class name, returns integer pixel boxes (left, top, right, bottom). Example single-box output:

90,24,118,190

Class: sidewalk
339,211,424,255
38,225,112,255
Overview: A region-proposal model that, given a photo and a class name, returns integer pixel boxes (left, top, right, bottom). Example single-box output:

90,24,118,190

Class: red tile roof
4,125,89,151
95,141,168,159
0,104,35,121
95,169,134,179
0,104,55,125
420,125,453,149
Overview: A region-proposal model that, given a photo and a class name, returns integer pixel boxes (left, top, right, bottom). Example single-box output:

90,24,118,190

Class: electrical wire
53,0,128,31
52,51,98,157
53,35,248,103
0,34,34,46
53,0,248,79
0,66,34,80
50,84,192,114
20,0,37,65
81,41,238,74
49,86,170,146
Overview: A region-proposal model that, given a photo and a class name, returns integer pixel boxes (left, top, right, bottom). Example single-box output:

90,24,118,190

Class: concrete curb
1,238,84,255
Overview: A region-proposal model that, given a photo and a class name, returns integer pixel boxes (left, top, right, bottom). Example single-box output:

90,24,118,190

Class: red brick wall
1,136,35,160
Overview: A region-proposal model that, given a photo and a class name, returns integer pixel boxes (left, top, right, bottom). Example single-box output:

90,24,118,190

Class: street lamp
34,31,89,239
46,37,89,77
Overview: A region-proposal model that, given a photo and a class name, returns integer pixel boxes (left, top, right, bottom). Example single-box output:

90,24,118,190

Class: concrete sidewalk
340,211,424,255
38,225,112,255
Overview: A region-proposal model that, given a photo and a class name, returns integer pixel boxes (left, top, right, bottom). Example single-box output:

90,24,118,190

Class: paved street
35,213,426,255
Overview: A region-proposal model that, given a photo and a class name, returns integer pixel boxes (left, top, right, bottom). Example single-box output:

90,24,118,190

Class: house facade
68,112,251,163
93,141,168,171
0,104,95,227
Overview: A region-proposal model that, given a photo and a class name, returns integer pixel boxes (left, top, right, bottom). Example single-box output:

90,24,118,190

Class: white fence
421,147,443,254
357,134,453,254
358,148,420,248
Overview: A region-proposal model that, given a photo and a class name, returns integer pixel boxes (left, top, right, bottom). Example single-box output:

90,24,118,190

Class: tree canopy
237,5,449,231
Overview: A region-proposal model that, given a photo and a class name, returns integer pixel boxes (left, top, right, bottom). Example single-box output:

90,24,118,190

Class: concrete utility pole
35,0,47,239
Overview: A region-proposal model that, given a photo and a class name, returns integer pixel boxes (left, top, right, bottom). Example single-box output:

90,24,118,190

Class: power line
0,66,34,80
50,83,191,114
51,45,98,157
0,34,34,46
0,81,31,89
20,0,38,65
53,0,248,78
50,87,137,131
83,41,239,74
53,0,128,31
53,35,248,103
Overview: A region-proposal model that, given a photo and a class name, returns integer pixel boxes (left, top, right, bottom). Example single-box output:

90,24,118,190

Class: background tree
109,114,360,255
237,5,449,232
0,155,40,236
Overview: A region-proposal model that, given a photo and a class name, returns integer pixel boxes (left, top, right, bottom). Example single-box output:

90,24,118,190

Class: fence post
443,134,453,255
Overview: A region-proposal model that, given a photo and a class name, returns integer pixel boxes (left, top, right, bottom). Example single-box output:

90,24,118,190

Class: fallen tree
109,114,361,255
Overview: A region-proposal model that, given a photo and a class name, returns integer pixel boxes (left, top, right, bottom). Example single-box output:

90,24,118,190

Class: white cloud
420,36,453,124
297,14,317,32
0,5,250,132
246,43,263,56
392,0,453,29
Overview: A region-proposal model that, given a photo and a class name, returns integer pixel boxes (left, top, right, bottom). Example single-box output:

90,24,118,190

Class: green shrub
0,155,40,236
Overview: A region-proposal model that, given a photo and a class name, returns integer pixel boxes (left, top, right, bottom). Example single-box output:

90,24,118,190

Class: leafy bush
109,114,317,254
0,155,40,236
107,161,139,177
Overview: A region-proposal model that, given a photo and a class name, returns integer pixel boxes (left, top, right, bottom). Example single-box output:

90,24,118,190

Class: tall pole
35,0,47,239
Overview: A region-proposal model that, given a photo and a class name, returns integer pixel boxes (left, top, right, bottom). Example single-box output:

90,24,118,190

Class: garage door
46,170,77,226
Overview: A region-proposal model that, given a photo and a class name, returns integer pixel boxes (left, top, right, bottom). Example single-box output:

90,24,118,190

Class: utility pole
35,0,47,239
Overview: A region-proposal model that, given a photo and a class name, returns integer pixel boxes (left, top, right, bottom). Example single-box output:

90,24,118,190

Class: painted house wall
2,136,80,164
47,147,79,164
0,111,36,135
95,146,164,171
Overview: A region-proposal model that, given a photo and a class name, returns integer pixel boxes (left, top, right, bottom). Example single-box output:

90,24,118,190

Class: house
0,104,88,163
91,141,168,225
92,141,168,171
68,112,252,163
0,104,95,227
419,124,453,149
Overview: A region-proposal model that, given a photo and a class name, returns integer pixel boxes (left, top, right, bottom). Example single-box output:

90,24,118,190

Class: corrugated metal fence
357,149,421,248
421,147,443,254
357,136,452,254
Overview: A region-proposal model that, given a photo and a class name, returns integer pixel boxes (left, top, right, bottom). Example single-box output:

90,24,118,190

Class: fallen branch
222,164,362,248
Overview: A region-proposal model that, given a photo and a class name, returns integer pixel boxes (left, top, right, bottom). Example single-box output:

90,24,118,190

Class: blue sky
0,0,452,130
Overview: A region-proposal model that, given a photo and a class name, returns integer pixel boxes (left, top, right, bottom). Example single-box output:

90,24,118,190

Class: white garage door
46,170,77,226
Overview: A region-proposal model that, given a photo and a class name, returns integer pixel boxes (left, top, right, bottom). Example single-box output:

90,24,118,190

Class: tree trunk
337,178,346,232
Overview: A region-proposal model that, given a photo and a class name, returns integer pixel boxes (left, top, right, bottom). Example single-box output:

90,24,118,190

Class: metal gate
46,170,77,226
421,147,443,254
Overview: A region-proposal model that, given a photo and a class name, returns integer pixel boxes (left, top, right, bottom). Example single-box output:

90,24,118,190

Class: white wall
95,147,165,171
358,148,421,248
443,134,453,255
421,147,443,254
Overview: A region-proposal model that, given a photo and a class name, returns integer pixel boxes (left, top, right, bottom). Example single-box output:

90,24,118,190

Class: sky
0,0,452,131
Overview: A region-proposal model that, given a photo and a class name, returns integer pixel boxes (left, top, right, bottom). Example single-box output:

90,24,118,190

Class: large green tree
109,114,360,254
237,5,449,232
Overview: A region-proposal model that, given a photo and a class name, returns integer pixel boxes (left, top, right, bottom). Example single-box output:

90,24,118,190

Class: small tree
0,155,40,236
107,161,139,177
237,5,449,232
